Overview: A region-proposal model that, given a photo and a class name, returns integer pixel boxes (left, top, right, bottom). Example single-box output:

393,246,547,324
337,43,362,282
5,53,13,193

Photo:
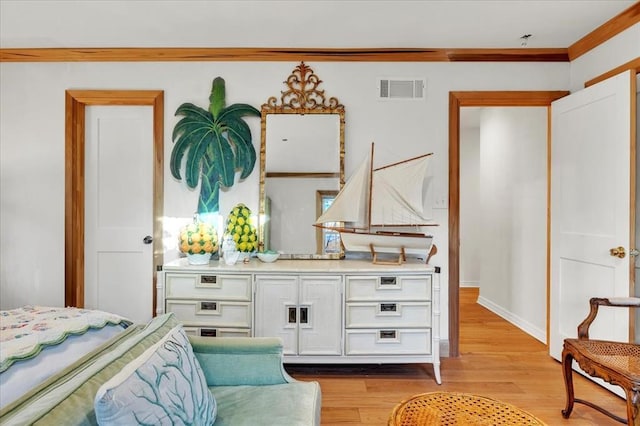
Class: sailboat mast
367,142,375,231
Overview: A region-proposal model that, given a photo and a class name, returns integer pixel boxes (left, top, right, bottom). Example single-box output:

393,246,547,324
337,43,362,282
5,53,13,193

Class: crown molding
0,47,569,63
568,2,640,60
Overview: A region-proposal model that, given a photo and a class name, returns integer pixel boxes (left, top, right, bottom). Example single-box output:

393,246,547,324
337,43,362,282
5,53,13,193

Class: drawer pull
379,330,397,339
300,307,309,324
288,307,297,324
380,303,397,312
380,276,397,285
200,301,218,311
201,328,217,337
200,275,217,284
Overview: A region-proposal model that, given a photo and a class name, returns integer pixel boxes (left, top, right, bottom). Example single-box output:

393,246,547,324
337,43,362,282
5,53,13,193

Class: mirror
259,62,345,259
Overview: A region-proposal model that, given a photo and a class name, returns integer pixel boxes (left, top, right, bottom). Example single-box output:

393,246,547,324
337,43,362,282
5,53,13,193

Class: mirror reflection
265,115,340,173
259,62,345,259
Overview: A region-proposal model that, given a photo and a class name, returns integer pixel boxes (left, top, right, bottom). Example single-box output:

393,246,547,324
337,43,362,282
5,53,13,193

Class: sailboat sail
371,154,432,226
315,151,371,227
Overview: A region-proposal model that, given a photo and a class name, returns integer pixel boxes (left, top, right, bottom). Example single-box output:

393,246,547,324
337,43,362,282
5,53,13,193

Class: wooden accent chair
561,297,640,425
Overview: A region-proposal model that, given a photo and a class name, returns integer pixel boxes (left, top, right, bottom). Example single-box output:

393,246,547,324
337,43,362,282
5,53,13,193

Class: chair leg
624,388,640,426
561,349,575,419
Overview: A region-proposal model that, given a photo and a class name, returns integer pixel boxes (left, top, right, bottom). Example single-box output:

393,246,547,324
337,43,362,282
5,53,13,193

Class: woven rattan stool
388,392,546,425
562,297,640,425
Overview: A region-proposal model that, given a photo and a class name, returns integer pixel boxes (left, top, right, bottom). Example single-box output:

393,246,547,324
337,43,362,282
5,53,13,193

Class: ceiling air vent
378,78,426,100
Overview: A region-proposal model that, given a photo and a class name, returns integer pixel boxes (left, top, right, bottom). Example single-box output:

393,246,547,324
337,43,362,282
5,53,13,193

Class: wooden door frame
65,90,164,317
448,90,569,357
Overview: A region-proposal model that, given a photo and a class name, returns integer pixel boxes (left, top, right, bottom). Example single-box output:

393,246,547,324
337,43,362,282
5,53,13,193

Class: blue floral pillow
94,325,216,425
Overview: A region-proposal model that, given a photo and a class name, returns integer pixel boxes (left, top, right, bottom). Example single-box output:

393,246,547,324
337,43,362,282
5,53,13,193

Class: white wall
459,124,481,287
478,107,547,342
4,12,639,338
0,61,571,348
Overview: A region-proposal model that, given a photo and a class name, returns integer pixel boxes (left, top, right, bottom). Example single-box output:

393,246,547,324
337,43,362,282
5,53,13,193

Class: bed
0,305,131,408
0,311,321,426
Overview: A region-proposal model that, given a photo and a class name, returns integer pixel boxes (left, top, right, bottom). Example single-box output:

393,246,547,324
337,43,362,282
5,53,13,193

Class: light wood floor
287,287,626,425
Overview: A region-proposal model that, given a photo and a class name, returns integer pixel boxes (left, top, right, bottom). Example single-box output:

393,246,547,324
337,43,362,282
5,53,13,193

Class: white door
254,275,299,355
298,275,343,355
550,70,634,367
85,106,155,324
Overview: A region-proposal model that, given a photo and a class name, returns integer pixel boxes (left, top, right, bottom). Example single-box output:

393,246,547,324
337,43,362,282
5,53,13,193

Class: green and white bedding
0,312,179,425
0,306,131,408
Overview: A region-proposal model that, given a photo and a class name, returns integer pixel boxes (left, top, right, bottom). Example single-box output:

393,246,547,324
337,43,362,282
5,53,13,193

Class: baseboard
439,339,450,357
477,296,546,343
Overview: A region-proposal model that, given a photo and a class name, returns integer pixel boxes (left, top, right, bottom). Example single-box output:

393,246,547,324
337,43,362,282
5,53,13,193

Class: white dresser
159,258,441,384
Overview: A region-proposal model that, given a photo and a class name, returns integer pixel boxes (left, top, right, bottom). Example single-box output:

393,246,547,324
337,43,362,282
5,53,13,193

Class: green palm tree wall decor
170,77,260,214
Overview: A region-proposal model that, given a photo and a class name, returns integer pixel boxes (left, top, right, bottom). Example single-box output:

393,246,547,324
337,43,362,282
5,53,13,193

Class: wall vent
378,78,426,100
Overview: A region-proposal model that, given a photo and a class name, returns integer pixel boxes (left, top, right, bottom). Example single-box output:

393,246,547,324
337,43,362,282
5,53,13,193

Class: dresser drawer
165,273,251,300
183,326,251,338
346,302,431,328
166,299,251,328
346,275,431,301
345,328,431,355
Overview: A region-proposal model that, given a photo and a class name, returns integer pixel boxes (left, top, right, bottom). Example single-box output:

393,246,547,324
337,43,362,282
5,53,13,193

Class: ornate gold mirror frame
259,62,345,259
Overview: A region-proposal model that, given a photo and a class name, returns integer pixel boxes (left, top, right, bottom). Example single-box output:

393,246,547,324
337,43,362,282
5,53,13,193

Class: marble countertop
163,257,436,273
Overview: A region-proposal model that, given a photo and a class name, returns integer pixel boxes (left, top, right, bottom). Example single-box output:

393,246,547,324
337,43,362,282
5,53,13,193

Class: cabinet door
254,275,299,355
298,275,343,355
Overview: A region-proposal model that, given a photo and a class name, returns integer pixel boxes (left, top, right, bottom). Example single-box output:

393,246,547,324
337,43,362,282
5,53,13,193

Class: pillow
94,325,216,425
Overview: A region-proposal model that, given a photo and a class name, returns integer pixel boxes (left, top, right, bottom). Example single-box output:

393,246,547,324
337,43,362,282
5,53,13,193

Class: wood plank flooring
286,287,626,425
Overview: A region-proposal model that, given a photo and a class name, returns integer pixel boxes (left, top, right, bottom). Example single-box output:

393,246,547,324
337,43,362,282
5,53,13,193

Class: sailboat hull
339,231,433,257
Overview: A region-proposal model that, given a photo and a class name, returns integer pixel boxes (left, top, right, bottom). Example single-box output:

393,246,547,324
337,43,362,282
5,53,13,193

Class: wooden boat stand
370,244,406,265
369,244,438,265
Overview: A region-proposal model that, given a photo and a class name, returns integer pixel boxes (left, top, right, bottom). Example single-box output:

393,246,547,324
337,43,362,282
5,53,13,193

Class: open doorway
459,106,547,344
448,91,569,357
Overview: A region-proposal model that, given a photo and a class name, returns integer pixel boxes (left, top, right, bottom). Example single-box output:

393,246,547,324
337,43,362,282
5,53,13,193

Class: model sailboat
315,143,437,264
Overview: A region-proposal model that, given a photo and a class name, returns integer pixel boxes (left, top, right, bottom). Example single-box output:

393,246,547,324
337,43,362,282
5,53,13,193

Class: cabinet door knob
288,307,297,323
143,235,153,244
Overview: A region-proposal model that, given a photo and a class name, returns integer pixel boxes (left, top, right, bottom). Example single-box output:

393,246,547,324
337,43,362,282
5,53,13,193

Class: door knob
631,249,640,257
610,246,626,258
143,235,153,244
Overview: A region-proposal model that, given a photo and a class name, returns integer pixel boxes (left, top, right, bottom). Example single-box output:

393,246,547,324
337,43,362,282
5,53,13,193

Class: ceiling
0,0,635,49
